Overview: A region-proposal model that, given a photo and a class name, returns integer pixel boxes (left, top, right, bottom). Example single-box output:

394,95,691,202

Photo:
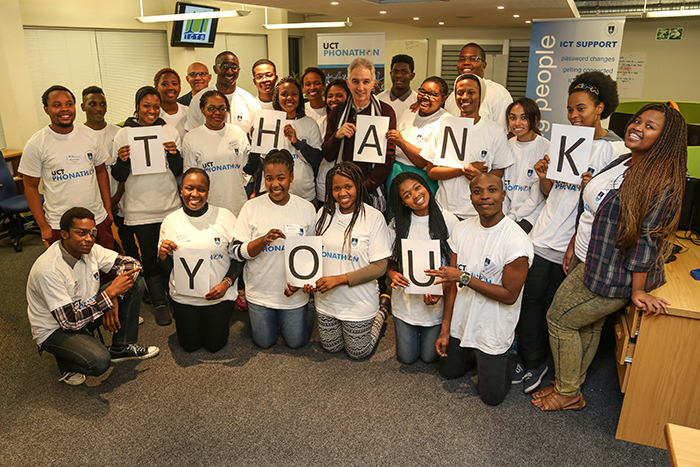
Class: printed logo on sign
351,237,359,248
183,18,209,41
595,190,606,203
526,168,534,179
212,236,222,247
605,23,617,36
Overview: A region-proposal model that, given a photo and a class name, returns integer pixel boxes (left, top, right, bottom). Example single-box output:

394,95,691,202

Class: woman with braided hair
532,102,688,411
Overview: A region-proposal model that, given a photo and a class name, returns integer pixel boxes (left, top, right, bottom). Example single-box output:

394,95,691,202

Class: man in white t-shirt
178,62,211,107
186,51,261,133
444,43,512,131
251,59,278,110
26,207,159,386
80,86,140,260
377,54,419,119
20,85,114,249
427,172,533,406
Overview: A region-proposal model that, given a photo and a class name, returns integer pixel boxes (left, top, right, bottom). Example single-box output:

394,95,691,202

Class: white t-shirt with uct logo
315,204,391,321
421,117,513,219
19,125,109,229
159,206,238,307
447,216,533,355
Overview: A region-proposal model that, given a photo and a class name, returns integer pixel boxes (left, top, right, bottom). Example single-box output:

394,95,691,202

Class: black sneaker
511,363,526,384
110,344,160,363
523,363,549,394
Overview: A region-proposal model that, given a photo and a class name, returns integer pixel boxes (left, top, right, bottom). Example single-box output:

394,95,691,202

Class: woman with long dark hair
532,102,687,411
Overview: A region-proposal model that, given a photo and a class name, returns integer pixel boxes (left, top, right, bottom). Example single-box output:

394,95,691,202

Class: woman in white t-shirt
182,90,252,217
158,168,241,352
387,172,458,364
112,85,183,326
503,97,549,233
385,76,448,195
307,162,392,360
316,79,350,206
231,150,317,349
302,67,327,124
272,76,323,203
516,71,623,394
422,73,514,220
154,68,188,140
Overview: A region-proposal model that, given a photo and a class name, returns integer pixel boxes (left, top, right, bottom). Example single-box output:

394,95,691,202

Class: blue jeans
40,277,145,375
392,316,440,364
247,301,313,349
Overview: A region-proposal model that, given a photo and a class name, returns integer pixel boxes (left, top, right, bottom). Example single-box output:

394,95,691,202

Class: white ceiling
219,0,578,28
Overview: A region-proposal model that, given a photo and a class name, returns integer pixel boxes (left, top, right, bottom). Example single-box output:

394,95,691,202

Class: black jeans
439,336,511,406
130,222,168,307
172,300,235,353
114,215,140,261
517,254,567,369
41,277,145,375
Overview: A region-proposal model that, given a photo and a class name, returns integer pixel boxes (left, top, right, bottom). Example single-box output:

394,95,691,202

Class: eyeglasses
188,71,208,78
418,88,443,99
218,63,239,72
254,72,276,81
204,106,228,114
71,228,98,239
458,55,483,63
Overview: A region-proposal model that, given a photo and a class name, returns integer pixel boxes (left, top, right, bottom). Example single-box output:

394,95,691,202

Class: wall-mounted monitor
170,2,219,48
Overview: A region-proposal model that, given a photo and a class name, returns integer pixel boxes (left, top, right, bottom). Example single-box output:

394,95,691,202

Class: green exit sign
656,28,683,41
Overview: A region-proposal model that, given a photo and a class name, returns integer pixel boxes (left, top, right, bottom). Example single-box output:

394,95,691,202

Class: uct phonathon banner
317,32,385,91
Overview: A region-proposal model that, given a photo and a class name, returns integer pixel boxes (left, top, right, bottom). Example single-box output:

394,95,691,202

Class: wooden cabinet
615,236,700,449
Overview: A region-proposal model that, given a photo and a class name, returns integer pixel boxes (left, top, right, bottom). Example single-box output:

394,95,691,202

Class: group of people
21,42,688,411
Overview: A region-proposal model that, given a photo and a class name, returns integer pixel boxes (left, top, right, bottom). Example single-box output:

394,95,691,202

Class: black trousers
439,336,511,406
172,300,235,353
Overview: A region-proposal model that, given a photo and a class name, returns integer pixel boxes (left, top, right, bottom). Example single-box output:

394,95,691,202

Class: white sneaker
58,371,86,386
138,316,144,325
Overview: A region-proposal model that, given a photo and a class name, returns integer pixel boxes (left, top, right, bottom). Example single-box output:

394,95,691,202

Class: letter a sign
173,248,211,297
546,124,594,185
251,109,286,154
354,115,389,164
285,236,323,287
401,239,442,295
128,126,166,175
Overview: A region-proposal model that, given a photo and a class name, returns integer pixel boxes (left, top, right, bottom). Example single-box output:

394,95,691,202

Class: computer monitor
170,2,219,48
679,176,700,232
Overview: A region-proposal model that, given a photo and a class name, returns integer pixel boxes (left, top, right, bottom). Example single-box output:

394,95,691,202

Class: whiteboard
384,39,429,92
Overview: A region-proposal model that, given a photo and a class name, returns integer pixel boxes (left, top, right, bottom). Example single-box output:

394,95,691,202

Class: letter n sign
434,116,474,169
285,236,323,287
401,239,442,295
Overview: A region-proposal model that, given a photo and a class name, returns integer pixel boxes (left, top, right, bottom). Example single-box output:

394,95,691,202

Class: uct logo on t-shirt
351,237,359,248
478,148,488,160
595,190,606,203
212,236,222,247
526,168,534,179
236,115,243,122
85,151,94,163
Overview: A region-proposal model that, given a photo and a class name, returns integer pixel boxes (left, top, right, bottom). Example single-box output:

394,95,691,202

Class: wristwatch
459,271,472,288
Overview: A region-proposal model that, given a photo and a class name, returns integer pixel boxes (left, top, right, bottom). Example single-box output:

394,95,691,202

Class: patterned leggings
317,309,388,360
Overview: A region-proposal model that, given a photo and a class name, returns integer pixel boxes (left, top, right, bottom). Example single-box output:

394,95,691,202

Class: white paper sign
546,124,595,185
173,249,211,298
353,115,389,164
128,126,166,175
251,109,286,154
284,236,323,287
433,116,474,169
401,239,442,295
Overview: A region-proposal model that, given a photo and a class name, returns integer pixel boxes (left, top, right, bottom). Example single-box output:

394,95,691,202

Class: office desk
665,423,700,466
614,235,700,449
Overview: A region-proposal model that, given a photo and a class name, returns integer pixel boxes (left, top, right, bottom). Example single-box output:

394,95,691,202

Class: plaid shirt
584,160,674,298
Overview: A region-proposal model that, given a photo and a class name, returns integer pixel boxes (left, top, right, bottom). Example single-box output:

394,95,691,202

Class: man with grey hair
321,57,397,212
178,62,211,106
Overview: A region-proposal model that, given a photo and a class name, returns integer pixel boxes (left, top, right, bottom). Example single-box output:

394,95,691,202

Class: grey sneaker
523,363,549,394
511,363,526,384
110,344,160,363
58,371,85,386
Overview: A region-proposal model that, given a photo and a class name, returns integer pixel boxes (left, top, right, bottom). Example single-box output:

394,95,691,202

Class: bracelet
224,277,233,286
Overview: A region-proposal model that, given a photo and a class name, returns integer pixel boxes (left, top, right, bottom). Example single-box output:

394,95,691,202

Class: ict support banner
317,33,385,91
525,17,625,139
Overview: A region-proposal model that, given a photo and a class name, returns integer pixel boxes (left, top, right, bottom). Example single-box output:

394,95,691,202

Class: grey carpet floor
0,235,670,466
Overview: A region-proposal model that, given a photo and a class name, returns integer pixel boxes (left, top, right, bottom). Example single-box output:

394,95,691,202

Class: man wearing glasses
178,62,211,107
186,51,261,133
445,43,513,131
377,54,418,119
251,59,278,110
26,207,159,386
